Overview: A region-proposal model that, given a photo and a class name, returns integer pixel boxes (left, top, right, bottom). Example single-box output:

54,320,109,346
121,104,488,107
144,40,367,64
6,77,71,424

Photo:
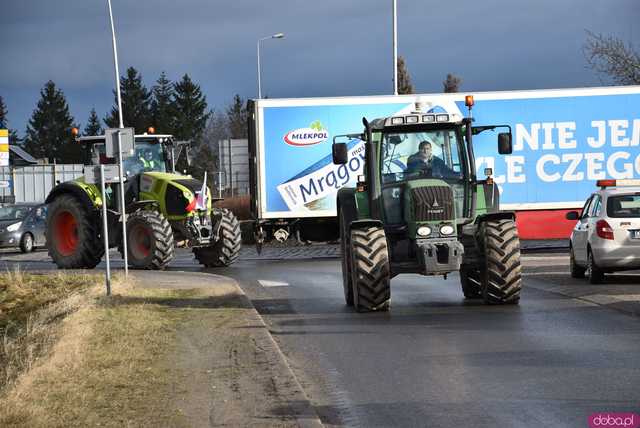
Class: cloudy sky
1,0,638,135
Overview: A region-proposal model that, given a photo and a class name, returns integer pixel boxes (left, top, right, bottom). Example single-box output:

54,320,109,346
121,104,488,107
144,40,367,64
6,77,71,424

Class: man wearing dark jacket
406,140,457,178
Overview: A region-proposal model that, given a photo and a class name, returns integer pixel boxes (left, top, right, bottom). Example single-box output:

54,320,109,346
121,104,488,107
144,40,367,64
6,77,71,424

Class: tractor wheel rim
130,224,152,259
54,211,78,256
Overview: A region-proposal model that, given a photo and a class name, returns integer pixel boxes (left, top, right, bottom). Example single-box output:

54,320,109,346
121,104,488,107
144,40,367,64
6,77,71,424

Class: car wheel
569,246,586,278
587,249,604,284
20,233,34,253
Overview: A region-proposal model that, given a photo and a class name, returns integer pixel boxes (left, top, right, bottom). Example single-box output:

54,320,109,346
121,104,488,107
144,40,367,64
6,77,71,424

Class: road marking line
258,280,289,287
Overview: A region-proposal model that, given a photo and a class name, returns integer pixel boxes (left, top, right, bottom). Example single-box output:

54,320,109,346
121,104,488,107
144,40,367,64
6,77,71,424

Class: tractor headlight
417,226,431,237
7,222,22,232
439,224,455,235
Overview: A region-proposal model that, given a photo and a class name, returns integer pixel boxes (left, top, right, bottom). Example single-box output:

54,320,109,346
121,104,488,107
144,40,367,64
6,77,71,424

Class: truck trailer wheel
460,267,482,299
193,209,241,267
339,210,354,306
349,226,391,312
122,210,174,270
479,219,522,305
47,193,104,269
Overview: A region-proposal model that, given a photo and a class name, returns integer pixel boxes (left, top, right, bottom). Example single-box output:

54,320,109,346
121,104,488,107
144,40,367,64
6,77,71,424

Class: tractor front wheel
193,209,241,267
350,226,391,312
47,193,104,269
479,219,523,304
121,210,174,270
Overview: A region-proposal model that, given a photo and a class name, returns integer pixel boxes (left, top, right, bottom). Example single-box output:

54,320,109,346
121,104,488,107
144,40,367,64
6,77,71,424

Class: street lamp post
257,33,284,99
392,0,398,95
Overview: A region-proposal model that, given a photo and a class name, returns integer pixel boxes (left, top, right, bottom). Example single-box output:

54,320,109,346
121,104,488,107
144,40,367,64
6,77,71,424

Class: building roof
9,145,38,164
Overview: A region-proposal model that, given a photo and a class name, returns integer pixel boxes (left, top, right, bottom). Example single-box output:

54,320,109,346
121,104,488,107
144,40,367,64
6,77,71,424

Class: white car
567,179,640,283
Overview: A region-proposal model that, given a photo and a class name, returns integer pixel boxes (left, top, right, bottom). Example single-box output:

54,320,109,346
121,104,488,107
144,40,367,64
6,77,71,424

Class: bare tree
443,73,462,93
583,30,640,85
397,56,414,94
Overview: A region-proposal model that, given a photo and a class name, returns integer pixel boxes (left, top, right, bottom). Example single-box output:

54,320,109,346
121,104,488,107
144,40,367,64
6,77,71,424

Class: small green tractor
333,97,522,312
45,133,241,270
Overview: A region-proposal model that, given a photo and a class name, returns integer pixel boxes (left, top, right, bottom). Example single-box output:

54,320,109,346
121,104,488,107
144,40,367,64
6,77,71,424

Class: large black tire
193,209,241,267
570,245,586,278
349,226,391,312
479,219,522,305
121,210,174,270
460,267,482,299
587,248,604,284
47,193,104,269
339,210,354,306
20,233,34,253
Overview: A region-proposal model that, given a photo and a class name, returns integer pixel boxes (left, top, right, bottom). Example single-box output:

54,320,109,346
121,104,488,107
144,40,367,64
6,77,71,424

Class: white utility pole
257,33,284,99
106,0,128,276
392,0,398,95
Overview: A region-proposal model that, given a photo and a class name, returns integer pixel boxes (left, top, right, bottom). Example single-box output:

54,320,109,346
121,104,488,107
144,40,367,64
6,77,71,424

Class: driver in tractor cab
138,148,157,171
406,140,454,178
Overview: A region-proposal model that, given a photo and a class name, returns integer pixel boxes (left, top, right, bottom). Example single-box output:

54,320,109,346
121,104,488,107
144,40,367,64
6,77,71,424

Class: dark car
0,203,47,253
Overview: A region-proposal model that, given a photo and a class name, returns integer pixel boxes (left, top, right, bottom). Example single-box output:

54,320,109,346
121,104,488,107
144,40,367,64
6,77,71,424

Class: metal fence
0,164,84,204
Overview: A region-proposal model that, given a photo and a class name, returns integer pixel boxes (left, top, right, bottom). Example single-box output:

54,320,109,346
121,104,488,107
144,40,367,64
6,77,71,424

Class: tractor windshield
380,129,465,183
90,141,167,176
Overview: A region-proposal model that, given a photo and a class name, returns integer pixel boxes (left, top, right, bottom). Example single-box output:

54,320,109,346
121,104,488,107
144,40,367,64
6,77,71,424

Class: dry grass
215,195,251,220
0,281,219,427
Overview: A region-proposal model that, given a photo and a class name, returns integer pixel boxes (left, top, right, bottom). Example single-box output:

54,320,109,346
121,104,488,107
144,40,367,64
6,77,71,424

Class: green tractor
45,133,241,270
333,97,522,312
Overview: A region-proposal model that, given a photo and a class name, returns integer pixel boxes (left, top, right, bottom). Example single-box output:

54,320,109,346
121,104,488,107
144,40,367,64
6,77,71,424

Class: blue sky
1,0,638,135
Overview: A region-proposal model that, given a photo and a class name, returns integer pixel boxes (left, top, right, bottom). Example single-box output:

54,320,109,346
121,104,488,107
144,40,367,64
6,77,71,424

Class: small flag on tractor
196,171,208,210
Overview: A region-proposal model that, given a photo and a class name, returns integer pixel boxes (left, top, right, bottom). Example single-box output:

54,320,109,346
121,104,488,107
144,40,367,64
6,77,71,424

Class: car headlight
7,222,22,232
440,224,455,235
417,226,432,237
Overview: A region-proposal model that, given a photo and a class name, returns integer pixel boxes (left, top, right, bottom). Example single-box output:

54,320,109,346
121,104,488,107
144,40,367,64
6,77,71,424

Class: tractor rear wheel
460,266,482,299
339,210,354,306
47,193,104,269
349,226,391,312
479,219,522,304
193,209,241,267
122,210,174,270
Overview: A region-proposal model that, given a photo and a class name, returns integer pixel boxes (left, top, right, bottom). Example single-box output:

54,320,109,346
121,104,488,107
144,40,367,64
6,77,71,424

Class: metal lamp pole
257,33,284,99
106,0,128,277
392,0,398,95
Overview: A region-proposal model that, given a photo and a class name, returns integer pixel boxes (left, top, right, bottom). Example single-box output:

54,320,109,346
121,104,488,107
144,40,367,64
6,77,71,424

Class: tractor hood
404,179,456,238
139,172,212,219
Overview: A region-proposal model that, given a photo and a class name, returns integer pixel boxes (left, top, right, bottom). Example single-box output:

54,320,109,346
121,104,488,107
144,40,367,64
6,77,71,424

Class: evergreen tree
443,73,462,93
0,95,20,146
173,74,210,141
104,67,152,133
23,81,77,163
397,56,414,95
150,71,176,134
83,108,102,136
226,94,248,139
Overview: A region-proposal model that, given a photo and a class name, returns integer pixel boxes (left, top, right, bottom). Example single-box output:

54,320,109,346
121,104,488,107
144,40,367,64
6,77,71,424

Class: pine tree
172,74,211,175
443,73,462,93
104,67,152,133
226,94,248,139
397,56,414,95
83,108,102,136
0,95,20,146
151,71,176,134
23,81,77,163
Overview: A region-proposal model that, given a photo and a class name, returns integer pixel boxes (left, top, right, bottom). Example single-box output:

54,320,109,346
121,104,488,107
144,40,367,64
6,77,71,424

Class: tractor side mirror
332,143,348,165
565,211,579,220
498,133,512,154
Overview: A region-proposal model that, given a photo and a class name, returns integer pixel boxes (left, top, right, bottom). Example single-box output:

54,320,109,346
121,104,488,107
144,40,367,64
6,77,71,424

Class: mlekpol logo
284,121,328,147
589,413,640,428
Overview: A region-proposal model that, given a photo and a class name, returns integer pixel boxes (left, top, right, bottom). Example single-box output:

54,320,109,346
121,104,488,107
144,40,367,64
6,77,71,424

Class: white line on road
258,280,289,287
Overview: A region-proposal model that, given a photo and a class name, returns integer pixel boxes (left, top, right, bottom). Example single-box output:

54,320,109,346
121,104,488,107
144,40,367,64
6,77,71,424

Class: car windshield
381,129,465,184
0,205,32,221
607,194,640,218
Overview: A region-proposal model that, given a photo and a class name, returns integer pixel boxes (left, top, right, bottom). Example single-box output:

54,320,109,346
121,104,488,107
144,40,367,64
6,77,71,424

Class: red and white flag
196,171,208,210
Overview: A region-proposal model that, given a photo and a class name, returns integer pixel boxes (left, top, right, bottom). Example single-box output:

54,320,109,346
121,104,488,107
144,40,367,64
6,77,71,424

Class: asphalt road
3,246,640,427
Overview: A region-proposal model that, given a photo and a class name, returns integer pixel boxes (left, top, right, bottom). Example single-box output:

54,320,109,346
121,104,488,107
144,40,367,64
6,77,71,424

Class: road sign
105,127,135,158
83,164,122,184
0,129,9,167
